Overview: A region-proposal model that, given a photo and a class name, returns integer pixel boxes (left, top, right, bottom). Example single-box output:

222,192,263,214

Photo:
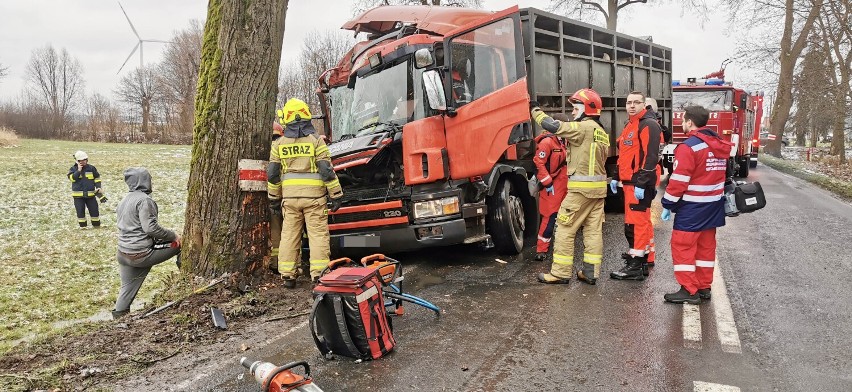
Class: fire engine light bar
706,78,725,86
672,80,681,86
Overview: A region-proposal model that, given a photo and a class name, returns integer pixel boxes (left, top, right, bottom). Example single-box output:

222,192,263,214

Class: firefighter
68,150,102,228
530,88,610,285
660,105,732,304
532,116,569,261
610,91,662,281
267,122,285,273
267,98,343,288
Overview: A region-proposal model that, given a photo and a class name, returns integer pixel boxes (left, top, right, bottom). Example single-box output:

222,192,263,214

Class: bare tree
353,0,483,15
159,20,204,137
792,37,834,148
548,0,709,31
24,45,85,135
814,0,851,163
115,66,165,137
86,93,123,142
184,0,288,278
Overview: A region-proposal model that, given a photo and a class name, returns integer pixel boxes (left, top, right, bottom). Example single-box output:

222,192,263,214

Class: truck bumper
330,218,468,255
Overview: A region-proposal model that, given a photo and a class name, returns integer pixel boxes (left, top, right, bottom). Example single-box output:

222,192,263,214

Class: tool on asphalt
141,277,225,318
310,262,396,360
240,357,324,392
211,307,227,330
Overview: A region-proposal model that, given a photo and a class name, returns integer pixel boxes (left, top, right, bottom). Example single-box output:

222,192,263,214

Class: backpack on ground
309,259,395,360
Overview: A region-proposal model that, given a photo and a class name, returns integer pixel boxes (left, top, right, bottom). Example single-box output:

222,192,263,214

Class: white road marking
693,380,741,391
712,262,742,353
682,304,702,348
173,319,309,390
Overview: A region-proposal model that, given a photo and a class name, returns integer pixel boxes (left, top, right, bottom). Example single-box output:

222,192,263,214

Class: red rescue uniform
532,132,568,253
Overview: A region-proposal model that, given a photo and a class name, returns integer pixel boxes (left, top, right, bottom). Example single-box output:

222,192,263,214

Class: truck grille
340,186,410,204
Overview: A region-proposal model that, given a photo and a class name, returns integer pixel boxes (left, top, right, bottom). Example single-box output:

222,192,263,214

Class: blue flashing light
672,80,681,86
706,78,725,86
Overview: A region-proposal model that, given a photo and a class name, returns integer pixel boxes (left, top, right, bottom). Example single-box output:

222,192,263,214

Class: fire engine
317,6,671,255
663,60,764,177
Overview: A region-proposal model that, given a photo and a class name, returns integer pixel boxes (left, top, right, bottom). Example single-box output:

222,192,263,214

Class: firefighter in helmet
530,88,610,285
267,98,343,288
68,150,103,228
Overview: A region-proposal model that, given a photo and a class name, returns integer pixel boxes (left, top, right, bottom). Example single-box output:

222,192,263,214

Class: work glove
329,197,342,213
609,180,618,194
268,199,282,216
545,185,555,195
634,186,645,200
661,209,672,221
529,100,540,110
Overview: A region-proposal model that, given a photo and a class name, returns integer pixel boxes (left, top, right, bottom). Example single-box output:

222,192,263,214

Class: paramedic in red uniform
660,105,732,304
532,116,569,261
610,91,662,281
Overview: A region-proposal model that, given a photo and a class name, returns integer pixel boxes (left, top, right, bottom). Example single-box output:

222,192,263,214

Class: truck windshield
327,60,427,139
673,90,732,112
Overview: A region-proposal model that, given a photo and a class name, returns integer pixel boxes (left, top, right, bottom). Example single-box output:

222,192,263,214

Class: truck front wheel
736,155,750,178
487,178,524,255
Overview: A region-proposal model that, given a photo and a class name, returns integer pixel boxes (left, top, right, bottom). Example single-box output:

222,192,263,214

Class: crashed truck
315,5,673,255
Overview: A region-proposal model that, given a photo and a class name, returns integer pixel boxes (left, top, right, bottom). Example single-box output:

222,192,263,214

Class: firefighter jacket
617,109,661,190
531,109,609,199
267,121,343,200
68,163,102,198
533,132,568,215
662,128,733,232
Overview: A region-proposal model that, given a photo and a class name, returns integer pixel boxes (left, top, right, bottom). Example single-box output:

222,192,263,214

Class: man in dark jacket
68,150,102,228
660,106,732,304
112,167,181,319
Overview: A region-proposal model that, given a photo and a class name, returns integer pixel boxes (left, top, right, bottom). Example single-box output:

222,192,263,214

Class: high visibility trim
85,173,94,179
552,253,573,265
69,173,75,182
673,264,696,272
270,248,279,257
690,142,708,151
281,178,325,186
570,122,579,129
72,191,85,197
570,175,606,182
283,172,322,180
533,111,547,124
267,182,281,189
663,192,681,202
687,183,725,192
696,260,715,268
90,217,100,221
682,194,723,202
569,181,606,189
670,173,691,182
325,179,341,189
537,236,551,243
540,175,552,183
310,260,330,271
588,143,595,175
94,179,101,183
78,218,87,223
628,248,646,256
316,145,329,155
583,253,602,264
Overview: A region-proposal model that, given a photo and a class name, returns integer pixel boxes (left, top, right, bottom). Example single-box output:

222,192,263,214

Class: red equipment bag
310,265,395,360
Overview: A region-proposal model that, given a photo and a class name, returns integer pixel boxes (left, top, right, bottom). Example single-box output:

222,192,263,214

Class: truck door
442,7,530,179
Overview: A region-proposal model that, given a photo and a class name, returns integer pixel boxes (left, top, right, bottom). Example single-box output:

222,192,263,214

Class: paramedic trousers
671,228,717,294
537,212,557,253
73,197,100,227
278,196,330,279
550,192,605,279
623,184,655,262
114,246,181,312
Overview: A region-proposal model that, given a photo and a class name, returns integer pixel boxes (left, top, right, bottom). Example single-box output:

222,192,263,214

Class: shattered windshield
673,90,732,112
327,60,427,139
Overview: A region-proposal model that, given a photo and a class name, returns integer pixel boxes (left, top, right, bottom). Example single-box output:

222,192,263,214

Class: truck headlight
413,197,460,219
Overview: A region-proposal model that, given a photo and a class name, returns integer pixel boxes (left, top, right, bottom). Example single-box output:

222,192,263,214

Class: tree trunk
607,0,617,30
184,0,288,279
141,99,151,136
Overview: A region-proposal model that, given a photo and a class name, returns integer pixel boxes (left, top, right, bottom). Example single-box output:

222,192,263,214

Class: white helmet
74,151,88,161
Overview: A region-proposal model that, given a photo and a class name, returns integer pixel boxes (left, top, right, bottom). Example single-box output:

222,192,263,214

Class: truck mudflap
330,218,467,256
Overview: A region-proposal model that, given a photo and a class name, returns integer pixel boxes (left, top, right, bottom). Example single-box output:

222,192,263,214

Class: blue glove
634,187,645,200
545,185,555,195
661,209,672,221
609,180,618,193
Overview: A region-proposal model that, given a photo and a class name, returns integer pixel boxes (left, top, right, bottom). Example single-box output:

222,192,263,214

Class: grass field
759,154,852,200
0,139,190,355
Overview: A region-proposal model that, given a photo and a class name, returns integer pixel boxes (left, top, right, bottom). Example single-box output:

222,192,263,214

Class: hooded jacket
662,128,733,232
617,108,661,189
116,167,177,253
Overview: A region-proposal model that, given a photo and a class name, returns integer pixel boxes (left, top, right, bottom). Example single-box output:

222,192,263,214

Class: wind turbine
117,2,171,74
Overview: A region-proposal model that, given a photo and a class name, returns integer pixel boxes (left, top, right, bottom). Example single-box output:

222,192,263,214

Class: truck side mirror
414,48,434,69
422,70,447,111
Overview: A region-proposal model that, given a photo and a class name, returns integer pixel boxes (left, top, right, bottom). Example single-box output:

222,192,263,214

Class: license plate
341,235,380,248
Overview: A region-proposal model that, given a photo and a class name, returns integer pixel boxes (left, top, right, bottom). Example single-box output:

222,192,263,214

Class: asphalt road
123,164,852,391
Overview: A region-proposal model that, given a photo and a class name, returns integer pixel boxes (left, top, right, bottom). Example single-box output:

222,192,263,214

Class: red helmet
569,88,603,116
272,121,284,136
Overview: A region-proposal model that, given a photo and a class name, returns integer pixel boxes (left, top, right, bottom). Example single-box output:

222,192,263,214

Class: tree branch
617,0,647,12
581,0,608,19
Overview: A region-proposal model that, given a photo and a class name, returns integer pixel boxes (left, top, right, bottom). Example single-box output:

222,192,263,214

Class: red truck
317,5,672,255
663,62,764,177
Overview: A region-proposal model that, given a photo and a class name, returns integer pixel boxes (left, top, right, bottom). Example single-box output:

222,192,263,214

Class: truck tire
487,178,524,255
737,156,750,178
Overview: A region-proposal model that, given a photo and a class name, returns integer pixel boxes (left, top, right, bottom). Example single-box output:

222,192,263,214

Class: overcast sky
0,0,743,101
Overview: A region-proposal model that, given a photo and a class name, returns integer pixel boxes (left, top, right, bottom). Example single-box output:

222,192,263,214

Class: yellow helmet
277,98,311,125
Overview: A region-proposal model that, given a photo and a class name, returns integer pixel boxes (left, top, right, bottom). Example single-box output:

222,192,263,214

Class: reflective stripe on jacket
68,164,101,197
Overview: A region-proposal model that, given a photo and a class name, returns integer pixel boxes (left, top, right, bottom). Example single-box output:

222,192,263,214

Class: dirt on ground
0,272,311,392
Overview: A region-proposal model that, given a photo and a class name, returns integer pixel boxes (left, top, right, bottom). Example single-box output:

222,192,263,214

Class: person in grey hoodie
112,167,181,319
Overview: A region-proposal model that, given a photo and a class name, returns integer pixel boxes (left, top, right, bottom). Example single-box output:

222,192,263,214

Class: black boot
534,252,547,261
697,288,711,300
664,286,701,304
576,264,597,285
112,309,129,320
281,275,297,289
610,256,646,281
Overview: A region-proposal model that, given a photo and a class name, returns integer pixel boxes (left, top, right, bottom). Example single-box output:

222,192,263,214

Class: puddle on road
406,272,445,291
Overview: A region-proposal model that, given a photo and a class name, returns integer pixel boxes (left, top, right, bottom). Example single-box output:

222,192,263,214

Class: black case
733,181,766,213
